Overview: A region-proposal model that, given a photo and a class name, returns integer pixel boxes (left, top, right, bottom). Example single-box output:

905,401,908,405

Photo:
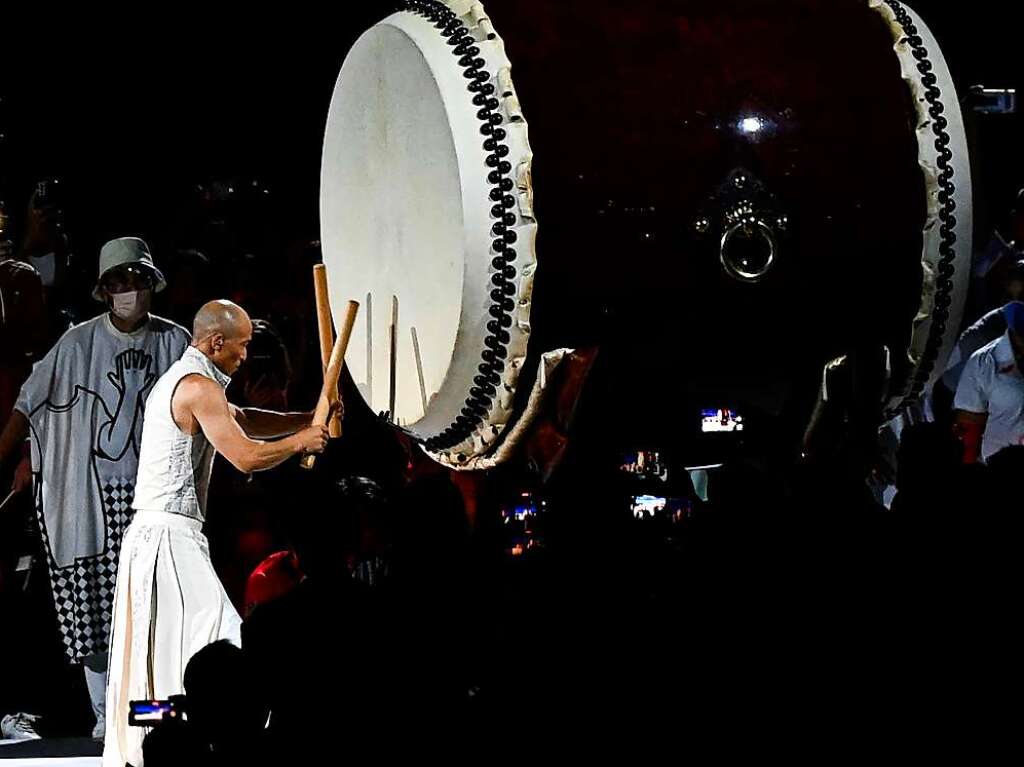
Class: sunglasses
102,265,155,292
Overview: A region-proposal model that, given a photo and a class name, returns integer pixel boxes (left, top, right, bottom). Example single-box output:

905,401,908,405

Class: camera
969,86,1016,115
700,407,744,433
129,695,187,726
630,495,693,520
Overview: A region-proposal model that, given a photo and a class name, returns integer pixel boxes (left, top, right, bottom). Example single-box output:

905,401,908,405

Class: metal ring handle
719,220,776,283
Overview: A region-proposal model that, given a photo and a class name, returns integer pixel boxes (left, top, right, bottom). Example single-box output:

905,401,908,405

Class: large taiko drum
321,0,972,466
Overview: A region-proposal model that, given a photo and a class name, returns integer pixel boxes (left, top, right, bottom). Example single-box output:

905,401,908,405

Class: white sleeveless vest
133,346,232,522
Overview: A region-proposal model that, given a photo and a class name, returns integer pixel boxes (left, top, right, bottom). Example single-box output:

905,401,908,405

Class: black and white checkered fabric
36,478,136,663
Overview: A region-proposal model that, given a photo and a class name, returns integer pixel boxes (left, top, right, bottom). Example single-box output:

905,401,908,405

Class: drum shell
325,0,971,457
481,0,954,407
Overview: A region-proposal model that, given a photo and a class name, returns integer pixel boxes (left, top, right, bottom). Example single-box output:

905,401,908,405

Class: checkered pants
36,478,136,663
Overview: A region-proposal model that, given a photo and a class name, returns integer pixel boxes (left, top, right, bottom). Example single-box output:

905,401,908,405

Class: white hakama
103,511,241,767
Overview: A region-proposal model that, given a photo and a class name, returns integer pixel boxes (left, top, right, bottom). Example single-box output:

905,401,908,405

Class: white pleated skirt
102,511,241,767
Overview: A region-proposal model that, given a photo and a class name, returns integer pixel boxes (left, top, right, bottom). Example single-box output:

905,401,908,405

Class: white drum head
321,1,538,462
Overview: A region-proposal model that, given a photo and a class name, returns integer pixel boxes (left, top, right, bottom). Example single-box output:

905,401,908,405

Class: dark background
0,1,1020,256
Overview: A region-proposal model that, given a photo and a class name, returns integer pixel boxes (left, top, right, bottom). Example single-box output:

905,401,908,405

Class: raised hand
98,349,158,460
107,349,157,398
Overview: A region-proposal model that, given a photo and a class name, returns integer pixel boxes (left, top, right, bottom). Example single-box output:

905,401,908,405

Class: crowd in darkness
1,177,1022,761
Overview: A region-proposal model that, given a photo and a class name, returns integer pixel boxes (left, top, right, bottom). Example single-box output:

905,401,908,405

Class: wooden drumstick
388,295,398,422
411,325,427,414
300,300,359,470
312,265,342,438
313,265,332,373
366,291,373,411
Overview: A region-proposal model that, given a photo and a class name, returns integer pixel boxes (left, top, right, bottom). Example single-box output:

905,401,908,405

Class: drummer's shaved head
192,300,254,375
193,300,252,342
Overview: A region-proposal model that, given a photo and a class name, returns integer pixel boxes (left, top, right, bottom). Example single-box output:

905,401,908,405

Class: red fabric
955,420,984,465
243,550,303,618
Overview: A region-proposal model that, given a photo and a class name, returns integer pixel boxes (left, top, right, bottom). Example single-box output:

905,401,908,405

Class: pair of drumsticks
300,264,359,470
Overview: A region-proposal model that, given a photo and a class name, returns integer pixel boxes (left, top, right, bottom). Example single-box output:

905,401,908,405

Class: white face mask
109,289,151,323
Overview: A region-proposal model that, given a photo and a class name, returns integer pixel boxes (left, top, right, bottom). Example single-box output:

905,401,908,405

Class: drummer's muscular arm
176,376,327,473
230,406,312,440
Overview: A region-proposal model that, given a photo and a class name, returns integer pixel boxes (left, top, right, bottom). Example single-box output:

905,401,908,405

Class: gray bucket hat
92,237,167,300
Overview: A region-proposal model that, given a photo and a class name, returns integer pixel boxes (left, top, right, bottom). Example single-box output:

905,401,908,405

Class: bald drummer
103,300,335,767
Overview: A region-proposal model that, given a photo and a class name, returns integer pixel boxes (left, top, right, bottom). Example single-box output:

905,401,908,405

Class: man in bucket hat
0,237,189,740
